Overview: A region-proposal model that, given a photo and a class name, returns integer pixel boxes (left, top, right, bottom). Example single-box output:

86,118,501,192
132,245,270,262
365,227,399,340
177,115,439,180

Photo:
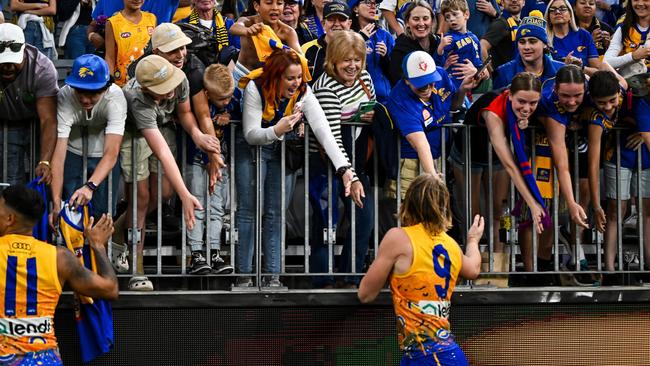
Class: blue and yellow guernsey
389,224,463,352
0,235,61,356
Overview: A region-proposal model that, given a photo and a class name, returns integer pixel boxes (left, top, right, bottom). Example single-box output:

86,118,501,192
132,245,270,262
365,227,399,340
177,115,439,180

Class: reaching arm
35,96,57,184
358,227,411,303
484,111,546,233
191,90,225,188
459,215,484,279
405,132,436,174
587,124,606,232
176,99,221,155
49,137,68,213
542,116,589,228
57,215,118,300
141,128,203,229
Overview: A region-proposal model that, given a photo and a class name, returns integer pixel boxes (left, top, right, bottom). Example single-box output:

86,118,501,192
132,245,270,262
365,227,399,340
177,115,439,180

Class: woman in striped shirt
311,30,375,289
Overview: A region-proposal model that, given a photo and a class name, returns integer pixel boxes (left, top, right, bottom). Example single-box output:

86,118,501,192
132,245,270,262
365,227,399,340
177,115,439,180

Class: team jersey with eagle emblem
389,224,463,352
0,234,62,357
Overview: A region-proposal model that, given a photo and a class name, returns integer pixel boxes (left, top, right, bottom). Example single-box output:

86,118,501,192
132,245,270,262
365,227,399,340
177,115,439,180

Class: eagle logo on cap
418,61,428,72
521,29,531,36
79,67,94,78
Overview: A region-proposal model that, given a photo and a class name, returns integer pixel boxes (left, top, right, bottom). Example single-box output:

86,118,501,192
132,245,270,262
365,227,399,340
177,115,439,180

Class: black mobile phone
474,55,492,80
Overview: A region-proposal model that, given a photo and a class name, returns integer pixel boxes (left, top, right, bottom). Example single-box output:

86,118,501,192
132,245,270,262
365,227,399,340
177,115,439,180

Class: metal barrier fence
5,118,649,289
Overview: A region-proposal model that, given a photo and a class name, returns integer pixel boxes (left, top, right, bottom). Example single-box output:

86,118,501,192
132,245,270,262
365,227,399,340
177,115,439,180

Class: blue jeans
401,340,469,366
186,156,229,252
63,151,120,216
234,132,295,274
0,126,30,185
65,25,95,59
23,21,55,60
308,154,374,286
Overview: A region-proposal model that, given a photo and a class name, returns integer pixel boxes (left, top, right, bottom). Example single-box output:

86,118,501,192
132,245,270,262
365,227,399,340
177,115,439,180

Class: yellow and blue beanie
515,10,548,45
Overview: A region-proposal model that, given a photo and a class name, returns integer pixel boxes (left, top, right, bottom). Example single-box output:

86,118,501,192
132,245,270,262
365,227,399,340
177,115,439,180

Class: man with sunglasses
0,23,58,187
301,0,353,84
49,54,125,231
386,50,479,197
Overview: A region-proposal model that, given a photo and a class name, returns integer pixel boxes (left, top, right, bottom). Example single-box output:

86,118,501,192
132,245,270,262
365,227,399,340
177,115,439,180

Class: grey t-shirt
122,76,190,131
0,44,59,122
57,84,127,157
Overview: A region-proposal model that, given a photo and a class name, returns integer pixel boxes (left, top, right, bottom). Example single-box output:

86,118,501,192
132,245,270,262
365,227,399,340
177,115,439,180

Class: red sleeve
481,91,508,124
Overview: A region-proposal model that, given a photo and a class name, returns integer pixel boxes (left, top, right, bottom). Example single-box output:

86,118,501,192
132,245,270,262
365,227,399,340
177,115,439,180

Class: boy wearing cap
301,0,352,83
151,23,233,274
0,23,58,186
120,54,221,290
50,54,126,224
386,50,479,197
492,11,565,89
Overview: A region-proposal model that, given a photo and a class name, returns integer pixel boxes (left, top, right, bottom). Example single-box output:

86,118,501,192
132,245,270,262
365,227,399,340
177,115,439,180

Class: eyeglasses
416,84,433,92
0,41,23,53
360,0,377,6
549,6,569,14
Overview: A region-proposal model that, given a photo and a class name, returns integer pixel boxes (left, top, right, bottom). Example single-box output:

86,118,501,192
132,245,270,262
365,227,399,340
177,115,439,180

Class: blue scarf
26,178,49,242
506,100,552,228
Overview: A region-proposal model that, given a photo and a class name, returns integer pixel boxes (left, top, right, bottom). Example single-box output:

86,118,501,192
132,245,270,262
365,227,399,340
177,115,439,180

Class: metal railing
7,118,650,290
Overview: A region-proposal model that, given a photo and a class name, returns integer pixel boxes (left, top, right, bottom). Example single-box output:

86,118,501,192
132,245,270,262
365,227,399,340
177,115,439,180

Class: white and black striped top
311,70,376,160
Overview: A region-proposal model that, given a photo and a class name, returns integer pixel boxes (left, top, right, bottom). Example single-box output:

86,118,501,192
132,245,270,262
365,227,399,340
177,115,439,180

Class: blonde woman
311,30,374,288
545,0,601,75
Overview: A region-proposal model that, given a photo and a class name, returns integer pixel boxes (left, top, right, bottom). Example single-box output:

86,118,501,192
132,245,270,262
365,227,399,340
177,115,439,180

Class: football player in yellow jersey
358,174,483,366
0,185,118,365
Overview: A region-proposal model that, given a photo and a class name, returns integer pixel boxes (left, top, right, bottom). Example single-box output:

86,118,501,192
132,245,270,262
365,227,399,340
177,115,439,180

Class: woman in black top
389,0,441,84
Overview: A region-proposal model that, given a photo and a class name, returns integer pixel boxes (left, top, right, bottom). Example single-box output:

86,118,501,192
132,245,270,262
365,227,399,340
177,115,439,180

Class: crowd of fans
0,0,648,290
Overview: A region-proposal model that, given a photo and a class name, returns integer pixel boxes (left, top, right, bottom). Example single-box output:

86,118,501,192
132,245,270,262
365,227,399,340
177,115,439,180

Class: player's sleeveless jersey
0,235,62,356
389,224,463,351
108,11,156,86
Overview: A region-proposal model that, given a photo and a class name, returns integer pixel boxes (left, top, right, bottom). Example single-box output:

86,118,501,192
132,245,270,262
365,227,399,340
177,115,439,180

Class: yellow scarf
238,26,311,122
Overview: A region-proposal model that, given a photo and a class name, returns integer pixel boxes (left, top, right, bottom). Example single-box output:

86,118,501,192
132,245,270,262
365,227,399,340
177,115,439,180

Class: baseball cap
402,51,441,89
151,23,192,53
66,54,111,90
135,55,186,95
0,23,25,64
516,10,548,45
324,1,351,19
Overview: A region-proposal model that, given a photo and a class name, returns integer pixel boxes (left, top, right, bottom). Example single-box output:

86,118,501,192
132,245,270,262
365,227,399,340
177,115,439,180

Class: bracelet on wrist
37,160,50,167
85,181,98,192
335,165,351,178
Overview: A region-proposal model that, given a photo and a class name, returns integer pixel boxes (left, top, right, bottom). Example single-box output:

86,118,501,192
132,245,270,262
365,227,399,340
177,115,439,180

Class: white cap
0,23,25,64
402,51,441,88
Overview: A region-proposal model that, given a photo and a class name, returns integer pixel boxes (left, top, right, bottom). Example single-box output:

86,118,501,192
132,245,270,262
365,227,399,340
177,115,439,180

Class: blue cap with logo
66,54,111,90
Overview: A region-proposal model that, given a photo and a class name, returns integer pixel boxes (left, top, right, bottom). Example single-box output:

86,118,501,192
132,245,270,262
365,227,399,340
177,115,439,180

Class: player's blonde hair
399,173,452,235
203,64,234,95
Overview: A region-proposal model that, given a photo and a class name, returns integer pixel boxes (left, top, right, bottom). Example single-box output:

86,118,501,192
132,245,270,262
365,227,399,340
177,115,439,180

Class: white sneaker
111,242,130,274
128,276,153,291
